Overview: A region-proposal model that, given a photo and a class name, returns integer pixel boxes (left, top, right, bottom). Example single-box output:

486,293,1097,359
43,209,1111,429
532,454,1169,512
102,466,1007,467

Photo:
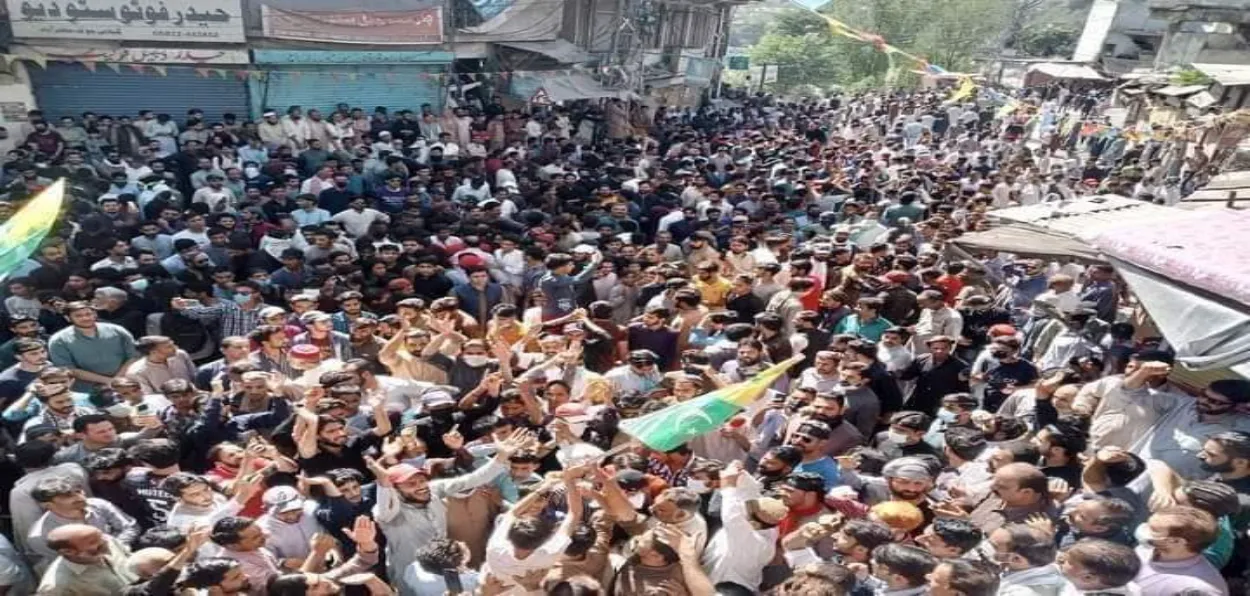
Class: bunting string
0,55,634,84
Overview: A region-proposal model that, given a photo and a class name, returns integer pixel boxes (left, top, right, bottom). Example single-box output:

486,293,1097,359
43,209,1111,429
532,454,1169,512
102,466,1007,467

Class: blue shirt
834,314,895,342
794,456,842,491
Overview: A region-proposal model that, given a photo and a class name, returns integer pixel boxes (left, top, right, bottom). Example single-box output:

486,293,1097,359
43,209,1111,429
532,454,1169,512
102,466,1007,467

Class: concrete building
1074,0,1250,71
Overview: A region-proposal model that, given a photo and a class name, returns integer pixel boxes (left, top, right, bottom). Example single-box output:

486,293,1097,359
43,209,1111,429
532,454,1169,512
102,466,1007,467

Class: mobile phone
182,299,202,308
133,403,151,415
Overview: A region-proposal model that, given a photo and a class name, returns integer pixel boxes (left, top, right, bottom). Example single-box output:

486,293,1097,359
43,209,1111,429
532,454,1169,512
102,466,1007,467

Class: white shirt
702,482,776,590
91,256,138,272
171,228,210,248
165,494,243,533
483,512,572,594
257,503,321,561
332,208,391,238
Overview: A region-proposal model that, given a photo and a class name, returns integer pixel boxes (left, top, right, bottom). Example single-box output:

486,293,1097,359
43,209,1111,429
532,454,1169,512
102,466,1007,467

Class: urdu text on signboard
9,0,246,42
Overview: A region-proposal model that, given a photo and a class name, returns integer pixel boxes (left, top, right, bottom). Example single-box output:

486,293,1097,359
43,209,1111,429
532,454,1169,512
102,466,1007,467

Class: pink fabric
1086,209,1250,308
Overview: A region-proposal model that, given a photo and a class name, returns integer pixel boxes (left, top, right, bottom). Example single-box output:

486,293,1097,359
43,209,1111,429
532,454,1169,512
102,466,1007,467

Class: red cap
386,463,428,484
289,344,321,362
988,324,1017,337
878,271,910,284
458,253,484,269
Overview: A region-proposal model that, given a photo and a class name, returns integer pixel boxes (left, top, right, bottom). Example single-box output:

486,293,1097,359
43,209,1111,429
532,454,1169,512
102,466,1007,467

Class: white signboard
29,45,249,64
8,0,246,43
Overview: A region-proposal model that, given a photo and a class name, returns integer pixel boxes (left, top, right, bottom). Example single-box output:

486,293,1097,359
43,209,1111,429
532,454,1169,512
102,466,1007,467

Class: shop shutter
29,63,250,122
250,64,444,118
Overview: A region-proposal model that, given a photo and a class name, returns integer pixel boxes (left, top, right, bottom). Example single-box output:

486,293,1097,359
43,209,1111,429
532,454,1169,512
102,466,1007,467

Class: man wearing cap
370,428,531,580
288,344,344,391
785,420,842,491
293,310,353,362
257,485,320,565
606,350,665,398
702,461,785,591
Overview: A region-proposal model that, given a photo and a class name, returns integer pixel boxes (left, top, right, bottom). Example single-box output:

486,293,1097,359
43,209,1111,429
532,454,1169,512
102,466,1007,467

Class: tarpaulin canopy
1083,208,1250,377
512,72,636,102
950,196,1182,263
499,40,593,64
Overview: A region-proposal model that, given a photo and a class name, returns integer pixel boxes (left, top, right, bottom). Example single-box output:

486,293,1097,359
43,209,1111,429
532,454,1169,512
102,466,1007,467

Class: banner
27,46,249,65
261,5,443,44
8,0,245,42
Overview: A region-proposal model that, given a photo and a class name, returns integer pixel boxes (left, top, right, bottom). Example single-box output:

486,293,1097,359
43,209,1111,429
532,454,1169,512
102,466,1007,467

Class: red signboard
262,6,443,44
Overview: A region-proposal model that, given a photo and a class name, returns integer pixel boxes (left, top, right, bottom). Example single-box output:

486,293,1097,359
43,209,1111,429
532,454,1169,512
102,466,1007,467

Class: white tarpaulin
1112,260,1250,376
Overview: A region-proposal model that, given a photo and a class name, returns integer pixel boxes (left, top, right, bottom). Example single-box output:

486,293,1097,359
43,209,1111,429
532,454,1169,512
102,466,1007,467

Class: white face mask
886,429,912,445
462,355,490,367
687,479,710,494
566,420,587,438
627,492,647,510
244,167,260,177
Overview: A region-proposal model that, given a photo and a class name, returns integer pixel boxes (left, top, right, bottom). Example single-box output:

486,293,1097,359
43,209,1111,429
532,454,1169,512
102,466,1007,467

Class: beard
1200,460,1234,474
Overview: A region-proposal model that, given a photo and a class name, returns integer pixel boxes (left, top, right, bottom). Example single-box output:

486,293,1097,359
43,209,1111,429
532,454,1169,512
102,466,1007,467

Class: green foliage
1171,68,1213,86
1012,23,1081,57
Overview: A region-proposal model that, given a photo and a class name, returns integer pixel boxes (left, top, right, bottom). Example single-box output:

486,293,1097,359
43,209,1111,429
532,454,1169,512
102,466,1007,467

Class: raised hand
342,515,378,551
442,428,465,451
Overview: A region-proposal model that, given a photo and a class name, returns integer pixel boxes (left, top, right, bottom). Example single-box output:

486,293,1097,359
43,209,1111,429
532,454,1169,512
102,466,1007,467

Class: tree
749,32,844,92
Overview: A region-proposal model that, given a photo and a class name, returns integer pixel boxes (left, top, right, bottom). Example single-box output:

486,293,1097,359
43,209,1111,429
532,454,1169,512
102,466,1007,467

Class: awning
1082,207,1250,310
512,71,636,102
1152,84,1208,97
499,40,593,64
1027,62,1106,81
950,226,1103,261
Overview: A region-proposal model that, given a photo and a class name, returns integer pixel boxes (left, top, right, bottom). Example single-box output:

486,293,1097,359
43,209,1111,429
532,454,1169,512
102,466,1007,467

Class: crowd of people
0,83,1241,596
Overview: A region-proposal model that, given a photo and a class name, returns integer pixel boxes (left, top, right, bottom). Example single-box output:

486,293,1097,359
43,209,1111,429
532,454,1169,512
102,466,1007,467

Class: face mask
129,278,149,292
687,479,710,494
627,492,647,510
886,429,912,445
232,293,252,305
462,355,490,367
937,409,958,423
244,167,260,177
566,420,588,438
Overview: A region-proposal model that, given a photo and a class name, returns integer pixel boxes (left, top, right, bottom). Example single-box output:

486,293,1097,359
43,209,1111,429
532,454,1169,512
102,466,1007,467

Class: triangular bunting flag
235,70,249,81
195,67,210,78
102,62,123,74
150,65,167,76
127,64,147,74
78,60,97,73
25,54,47,69
211,68,228,79
250,70,265,81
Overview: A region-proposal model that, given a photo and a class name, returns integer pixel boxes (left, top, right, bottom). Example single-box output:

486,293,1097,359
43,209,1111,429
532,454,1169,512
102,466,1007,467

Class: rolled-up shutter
250,64,444,117
29,63,250,121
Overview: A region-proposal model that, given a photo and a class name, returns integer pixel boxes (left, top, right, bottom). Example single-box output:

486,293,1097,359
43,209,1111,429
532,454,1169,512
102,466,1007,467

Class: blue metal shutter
249,64,444,118
29,63,250,121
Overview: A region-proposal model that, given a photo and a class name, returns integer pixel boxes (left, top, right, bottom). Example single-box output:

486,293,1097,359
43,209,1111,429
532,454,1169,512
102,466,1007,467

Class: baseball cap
421,390,455,410
263,486,306,513
386,463,428,484
299,310,332,325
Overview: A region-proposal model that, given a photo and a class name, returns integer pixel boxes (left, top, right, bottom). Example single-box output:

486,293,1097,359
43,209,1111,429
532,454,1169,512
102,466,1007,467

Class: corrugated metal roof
988,195,1178,237
1028,62,1107,81
1192,62,1250,86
